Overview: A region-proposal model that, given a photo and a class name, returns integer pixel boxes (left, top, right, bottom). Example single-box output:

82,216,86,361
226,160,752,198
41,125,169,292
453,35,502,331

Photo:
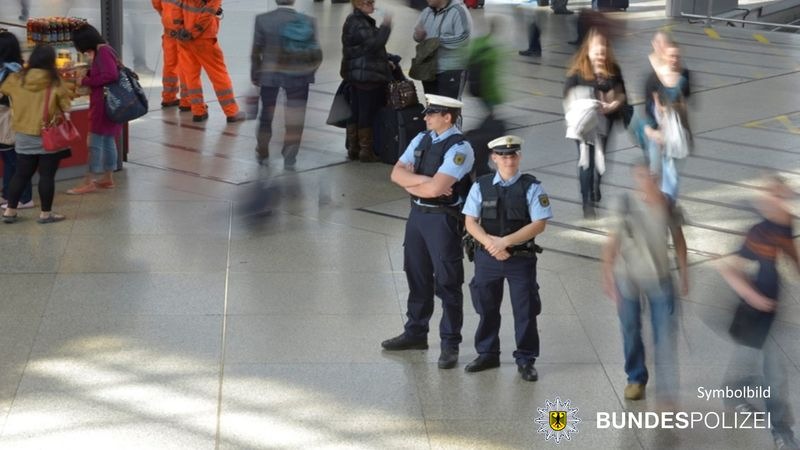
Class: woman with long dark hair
0,30,34,210
564,28,626,219
340,0,392,162
66,23,121,195
0,45,73,223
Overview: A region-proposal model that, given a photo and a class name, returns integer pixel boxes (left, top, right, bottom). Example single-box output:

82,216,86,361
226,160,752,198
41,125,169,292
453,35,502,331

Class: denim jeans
88,133,118,174
661,156,682,202
724,338,794,438
1,148,32,203
616,277,678,401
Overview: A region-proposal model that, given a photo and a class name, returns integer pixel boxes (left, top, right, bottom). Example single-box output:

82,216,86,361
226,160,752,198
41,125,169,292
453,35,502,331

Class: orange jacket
181,0,221,40
152,0,185,33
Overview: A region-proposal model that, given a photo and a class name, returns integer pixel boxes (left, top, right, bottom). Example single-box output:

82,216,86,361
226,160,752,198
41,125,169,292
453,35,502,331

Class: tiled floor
1,0,799,448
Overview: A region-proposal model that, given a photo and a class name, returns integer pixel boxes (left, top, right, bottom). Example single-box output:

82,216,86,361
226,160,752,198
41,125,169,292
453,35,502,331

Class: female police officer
381,95,475,370
461,135,552,381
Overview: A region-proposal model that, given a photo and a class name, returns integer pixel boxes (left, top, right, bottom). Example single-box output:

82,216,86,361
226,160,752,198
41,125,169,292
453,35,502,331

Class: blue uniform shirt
398,127,475,183
462,171,554,222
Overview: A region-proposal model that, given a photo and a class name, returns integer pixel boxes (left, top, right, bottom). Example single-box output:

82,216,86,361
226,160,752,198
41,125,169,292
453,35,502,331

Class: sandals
37,213,65,224
2,213,17,224
95,180,115,189
66,183,97,195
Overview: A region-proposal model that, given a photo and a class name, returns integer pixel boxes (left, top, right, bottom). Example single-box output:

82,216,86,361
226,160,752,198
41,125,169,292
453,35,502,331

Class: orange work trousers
161,35,191,107
178,38,239,117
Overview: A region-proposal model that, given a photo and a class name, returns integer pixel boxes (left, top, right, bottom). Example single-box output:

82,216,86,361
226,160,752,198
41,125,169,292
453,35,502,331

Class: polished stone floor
0,0,799,448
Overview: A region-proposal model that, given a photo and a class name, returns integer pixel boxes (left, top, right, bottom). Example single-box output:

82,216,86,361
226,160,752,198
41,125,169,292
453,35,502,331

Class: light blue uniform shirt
462,171,554,222
398,127,475,206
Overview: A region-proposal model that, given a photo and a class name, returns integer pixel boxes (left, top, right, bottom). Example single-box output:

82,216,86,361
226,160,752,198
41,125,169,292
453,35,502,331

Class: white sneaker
1,200,34,209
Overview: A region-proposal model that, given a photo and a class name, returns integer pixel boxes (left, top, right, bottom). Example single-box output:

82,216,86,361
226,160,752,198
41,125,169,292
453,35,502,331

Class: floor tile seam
282,209,400,240
214,200,234,450
125,161,244,186
694,135,800,156
535,165,762,207
685,152,800,177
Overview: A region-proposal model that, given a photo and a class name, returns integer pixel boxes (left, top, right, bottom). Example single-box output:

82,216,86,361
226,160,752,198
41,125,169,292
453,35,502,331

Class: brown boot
357,128,380,163
346,124,359,161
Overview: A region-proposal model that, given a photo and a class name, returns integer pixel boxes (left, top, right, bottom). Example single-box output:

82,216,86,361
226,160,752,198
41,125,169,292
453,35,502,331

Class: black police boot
465,354,500,373
438,348,459,369
381,334,428,351
518,361,538,381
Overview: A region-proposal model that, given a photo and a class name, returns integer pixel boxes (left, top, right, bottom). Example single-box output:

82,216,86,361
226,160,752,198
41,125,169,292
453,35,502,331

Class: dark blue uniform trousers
403,208,465,351
469,248,541,366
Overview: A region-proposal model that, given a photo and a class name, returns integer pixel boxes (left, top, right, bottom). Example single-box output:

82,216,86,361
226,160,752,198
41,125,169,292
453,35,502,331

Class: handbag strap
42,85,52,126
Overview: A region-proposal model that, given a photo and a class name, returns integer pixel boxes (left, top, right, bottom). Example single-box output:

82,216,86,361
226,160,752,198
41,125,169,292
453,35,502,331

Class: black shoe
465,354,500,373
518,49,542,57
381,334,428,351
518,361,538,381
438,348,459,369
192,113,209,122
567,40,580,45
161,100,180,108
179,105,192,112
226,112,247,123
553,8,574,14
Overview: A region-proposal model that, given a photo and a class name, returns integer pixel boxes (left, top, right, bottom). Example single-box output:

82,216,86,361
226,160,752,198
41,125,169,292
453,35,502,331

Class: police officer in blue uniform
381,95,475,370
461,135,552,381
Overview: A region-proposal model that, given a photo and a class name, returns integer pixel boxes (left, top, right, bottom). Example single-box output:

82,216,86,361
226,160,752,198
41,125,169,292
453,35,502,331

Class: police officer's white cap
488,135,524,154
422,94,464,114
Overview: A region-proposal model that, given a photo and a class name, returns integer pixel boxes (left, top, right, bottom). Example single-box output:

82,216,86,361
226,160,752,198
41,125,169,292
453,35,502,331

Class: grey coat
251,7,318,87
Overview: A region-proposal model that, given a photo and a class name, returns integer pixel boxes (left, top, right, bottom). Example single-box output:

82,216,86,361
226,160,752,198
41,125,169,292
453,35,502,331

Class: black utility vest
412,132,470,206
478,173,539,237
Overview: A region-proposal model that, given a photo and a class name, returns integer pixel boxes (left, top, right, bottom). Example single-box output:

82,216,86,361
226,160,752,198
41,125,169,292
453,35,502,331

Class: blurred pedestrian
563,27,626,218
719,175,799,450
602,159,689,403
252,0,321,169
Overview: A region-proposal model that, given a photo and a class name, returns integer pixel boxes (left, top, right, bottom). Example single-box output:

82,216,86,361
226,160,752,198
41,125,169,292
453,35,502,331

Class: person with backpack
340,0,392,163
602,159,688,404
0,30,34,211
380,95,474,371
461,135,552,382
252,0,322,169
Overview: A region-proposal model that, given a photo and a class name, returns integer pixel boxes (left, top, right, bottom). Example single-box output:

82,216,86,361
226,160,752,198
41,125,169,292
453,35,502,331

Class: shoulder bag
409,11,447,82
41,85,81,152
104,47,149,123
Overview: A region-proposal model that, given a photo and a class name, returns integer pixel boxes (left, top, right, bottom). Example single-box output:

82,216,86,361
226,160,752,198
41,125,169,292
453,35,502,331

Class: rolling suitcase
374,104,426,165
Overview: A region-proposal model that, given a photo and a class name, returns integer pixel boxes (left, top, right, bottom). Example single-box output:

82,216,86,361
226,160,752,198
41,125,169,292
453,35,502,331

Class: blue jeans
725,338,794,438
616,277,678,401
88,133,118,174
661,157,681,202
1,148,32,203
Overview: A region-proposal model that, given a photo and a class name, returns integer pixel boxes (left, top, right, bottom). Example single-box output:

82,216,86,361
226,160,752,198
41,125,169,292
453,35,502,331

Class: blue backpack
278,16,322,74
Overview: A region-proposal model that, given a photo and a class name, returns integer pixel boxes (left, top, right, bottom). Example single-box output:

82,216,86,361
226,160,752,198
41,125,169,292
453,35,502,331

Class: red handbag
41,86,80,152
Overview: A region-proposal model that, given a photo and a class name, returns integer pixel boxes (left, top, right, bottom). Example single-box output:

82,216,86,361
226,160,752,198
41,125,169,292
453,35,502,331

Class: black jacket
340,10,392,83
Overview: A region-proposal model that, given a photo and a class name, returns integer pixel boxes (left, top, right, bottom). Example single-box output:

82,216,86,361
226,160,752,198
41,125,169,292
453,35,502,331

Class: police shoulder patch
539,194,550,207
453,152,466,166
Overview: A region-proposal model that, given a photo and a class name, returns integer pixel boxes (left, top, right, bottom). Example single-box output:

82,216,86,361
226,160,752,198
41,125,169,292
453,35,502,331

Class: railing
680,0,800,30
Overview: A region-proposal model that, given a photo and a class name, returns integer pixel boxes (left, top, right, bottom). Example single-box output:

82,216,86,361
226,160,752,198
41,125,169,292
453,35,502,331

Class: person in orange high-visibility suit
174,0,245,123
151,0,193,110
